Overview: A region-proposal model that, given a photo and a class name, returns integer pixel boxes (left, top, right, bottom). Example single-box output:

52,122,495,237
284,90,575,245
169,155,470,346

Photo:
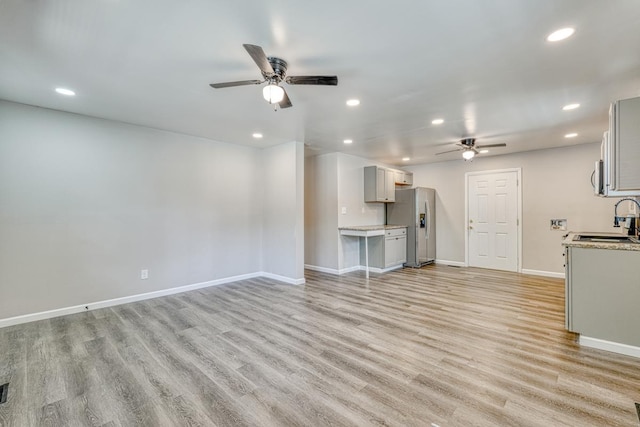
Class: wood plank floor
1,265,639,426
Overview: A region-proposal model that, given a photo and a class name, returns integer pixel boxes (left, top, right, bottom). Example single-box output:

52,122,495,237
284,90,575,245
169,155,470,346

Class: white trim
521,269,565,279
338,266,362,275
260,272,305,285
435,259,467,267
579,336,640,358
304,264,405,275
304,264,340,274
0,271,303,328
367,264,404,274
465,168,523,273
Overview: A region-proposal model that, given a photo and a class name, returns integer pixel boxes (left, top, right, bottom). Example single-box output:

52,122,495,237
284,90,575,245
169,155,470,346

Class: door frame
464,168,522,272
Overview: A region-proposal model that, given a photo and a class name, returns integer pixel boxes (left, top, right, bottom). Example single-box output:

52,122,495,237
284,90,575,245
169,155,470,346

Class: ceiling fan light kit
462,150,476,160
263,84,284,104
210,44,338,110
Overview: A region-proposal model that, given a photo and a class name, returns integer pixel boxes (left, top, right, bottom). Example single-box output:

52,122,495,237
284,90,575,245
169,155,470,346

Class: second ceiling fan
209,44,338,109
437,138,506,160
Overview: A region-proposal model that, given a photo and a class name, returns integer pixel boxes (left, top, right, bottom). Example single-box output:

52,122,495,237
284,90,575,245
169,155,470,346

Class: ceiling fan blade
436,149,462,155
476,143,507,149
209,80,262,89
243,44,275,75
285,75,338,86
278,88,293,109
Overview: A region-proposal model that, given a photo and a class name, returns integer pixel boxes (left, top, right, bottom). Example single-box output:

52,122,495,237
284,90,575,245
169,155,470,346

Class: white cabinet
601,96,640,196
394,170,413,186
358,227,407,270
385,228,407,268
364,166,395,202
565,245,640,347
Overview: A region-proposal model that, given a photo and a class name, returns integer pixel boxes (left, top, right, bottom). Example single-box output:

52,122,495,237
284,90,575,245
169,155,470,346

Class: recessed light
252,133,263,139
402,157,410,161
563,103,580,111
346,99,360,107
431,118,444,125
55,87,75,96
565,133,578,138
479,149,489,154
547,27,575,42
343,139,353,144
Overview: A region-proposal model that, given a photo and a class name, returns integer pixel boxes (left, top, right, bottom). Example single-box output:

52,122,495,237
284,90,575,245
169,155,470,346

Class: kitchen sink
574,234,640,244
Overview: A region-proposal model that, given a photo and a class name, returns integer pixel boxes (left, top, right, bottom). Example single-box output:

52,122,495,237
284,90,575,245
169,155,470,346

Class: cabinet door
376,168,387,201
394,171,414,186
396,236,407,264
384,237,396,267
385,235,406,267
384,169,395,202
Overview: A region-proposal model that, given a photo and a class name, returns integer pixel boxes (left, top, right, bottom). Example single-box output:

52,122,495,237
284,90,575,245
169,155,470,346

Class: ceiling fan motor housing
265,57,288,82
461,138,476,148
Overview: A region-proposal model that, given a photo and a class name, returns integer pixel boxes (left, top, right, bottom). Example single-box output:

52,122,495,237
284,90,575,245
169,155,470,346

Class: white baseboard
368,264,404,274
0,271,302,329
579,336,640,359
304,264,340,275
260,272,305,286
435,259,467,267
521,269,565,279
304,264,403,275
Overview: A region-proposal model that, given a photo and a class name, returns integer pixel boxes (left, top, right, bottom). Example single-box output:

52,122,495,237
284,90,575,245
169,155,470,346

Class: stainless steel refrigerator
386,187,436,267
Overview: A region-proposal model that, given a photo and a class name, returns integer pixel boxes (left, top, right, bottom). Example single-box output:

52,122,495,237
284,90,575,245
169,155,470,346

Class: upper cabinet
364,166,414,202
364,166,396,202
394,170,413,186
600,96,640,196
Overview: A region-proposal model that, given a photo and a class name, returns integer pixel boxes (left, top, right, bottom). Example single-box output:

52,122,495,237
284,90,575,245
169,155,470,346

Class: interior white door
468,171,519,271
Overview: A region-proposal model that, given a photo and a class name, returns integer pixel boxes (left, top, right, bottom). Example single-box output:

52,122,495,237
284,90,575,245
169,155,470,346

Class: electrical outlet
341,207,347,215
361,207,365,214
550,219,567,231
141,269,149,280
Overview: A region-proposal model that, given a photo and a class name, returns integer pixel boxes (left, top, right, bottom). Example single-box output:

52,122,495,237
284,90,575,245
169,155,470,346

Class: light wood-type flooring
1,265,639,426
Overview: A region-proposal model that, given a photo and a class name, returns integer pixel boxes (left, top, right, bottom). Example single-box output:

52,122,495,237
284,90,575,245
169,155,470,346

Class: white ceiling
1,1,639,165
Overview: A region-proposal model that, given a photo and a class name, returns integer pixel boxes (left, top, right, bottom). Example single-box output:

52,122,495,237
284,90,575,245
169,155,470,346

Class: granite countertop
562,232,640,251
338,225,407,231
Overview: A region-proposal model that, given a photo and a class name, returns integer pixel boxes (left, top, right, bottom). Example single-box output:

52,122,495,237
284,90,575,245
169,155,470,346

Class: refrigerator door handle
425,201,430,239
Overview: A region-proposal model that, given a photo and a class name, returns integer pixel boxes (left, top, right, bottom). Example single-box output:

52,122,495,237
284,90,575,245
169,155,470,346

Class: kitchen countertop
338,225,407,231
562,231,640,251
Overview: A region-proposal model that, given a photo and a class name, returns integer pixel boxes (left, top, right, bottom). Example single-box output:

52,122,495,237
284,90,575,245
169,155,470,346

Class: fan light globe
263,84,284,104
462,150,475,160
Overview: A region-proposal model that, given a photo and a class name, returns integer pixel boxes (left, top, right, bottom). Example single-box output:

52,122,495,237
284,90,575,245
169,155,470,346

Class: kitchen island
339,225,407,278
562,232,640,358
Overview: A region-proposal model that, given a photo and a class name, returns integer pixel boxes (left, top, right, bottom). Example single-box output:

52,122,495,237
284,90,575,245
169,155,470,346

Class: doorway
466,169,521,272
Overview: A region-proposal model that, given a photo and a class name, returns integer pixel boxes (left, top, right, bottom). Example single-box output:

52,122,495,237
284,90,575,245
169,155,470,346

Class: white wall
337,154,387,270
305,153,339,270
262,141,305,282
408,143,620,274
0,100,303,321
304,152,388,272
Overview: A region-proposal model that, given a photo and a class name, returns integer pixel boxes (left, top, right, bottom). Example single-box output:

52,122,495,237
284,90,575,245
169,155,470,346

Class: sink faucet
613,197,640,228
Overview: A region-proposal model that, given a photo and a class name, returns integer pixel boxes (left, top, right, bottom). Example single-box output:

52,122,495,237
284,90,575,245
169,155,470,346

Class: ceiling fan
436,138,506,160
209,44,338,109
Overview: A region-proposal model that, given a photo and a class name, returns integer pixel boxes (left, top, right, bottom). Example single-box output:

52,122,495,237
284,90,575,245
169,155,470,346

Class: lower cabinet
359,228,407,270
565,246,640,347
385,229,407,268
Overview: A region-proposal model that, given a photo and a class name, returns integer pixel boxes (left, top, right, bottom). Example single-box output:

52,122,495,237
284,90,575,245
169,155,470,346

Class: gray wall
408,143,619,274
0,100,302,320
304,152,388,272
262,141,305,281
